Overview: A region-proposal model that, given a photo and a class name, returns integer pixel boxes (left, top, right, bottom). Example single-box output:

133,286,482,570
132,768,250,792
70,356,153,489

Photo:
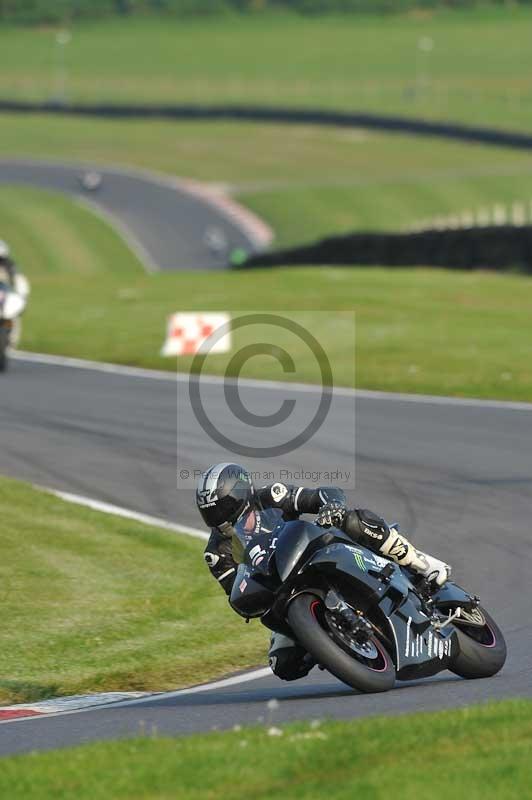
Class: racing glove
315,500,347,530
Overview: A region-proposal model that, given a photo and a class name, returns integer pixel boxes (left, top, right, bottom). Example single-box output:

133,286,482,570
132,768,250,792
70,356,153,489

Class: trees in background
0,0,529,24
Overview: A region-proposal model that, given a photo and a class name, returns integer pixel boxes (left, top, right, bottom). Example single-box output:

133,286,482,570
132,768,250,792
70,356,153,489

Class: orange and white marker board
161,312,231,357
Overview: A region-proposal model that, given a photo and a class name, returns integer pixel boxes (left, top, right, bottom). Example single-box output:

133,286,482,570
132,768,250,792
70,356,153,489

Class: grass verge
3,115,532,247
0,476,265,705
3,185,532,401
1,700,531,798
3,9,532,131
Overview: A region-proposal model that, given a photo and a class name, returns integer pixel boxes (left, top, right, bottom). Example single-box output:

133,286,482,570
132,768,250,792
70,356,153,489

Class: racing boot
268,632,315,681
343,509,451,587
379,526,451,587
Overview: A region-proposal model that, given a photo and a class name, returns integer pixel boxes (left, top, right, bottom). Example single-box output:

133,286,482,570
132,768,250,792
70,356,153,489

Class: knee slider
356,508,389,544
343,508,389,546
269,646,313,681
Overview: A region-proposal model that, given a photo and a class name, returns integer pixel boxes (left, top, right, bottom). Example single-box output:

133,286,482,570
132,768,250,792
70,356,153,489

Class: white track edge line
0,668,272,725
110,667,274,708
74,195,159,275
12,349,532,411
0,488,274,725
44,488,208,541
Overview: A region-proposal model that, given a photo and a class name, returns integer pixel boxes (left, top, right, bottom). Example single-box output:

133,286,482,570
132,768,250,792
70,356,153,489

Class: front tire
287,592,395,693
450,607,506,679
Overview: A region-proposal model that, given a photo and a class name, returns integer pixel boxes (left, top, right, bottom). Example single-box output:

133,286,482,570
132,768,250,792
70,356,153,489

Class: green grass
1,700,532,799
3,184,532,401
0,476,266,705
3,8,532,132
3,114,532,247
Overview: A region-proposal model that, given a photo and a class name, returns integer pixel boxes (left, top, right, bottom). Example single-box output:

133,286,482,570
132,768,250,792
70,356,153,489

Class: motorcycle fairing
274,519,353,582
229,563,275,619
302,540,458,678
431,581,476,609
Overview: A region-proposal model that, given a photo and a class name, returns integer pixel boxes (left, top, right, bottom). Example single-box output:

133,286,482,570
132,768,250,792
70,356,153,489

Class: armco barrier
2,99,532,151
241,226,532,273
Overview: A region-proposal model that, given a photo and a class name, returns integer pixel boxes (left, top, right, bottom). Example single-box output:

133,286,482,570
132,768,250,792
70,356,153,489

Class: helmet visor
198,493,247,529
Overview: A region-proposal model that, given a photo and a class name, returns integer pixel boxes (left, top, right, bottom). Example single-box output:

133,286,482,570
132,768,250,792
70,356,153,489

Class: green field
3,184,532,400
1,700,531,799
2,114,532,248
1,10,529,793
2,8,532,132
0,476,265,705
2,7,532,401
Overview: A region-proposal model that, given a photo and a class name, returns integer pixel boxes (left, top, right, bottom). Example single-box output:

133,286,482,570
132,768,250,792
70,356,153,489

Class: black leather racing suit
203,483,346,593
203,482,393,680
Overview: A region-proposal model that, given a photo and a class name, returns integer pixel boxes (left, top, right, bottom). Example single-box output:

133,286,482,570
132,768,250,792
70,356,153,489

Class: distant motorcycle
230,517,507,693
79,171,103,192
0,275,29,372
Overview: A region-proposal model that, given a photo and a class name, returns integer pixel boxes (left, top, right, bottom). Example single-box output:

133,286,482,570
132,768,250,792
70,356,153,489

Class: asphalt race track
1,355,531,755
0,159,267,270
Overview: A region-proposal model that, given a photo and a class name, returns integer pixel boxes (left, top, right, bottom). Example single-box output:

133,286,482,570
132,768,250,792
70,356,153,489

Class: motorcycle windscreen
274,519,349,582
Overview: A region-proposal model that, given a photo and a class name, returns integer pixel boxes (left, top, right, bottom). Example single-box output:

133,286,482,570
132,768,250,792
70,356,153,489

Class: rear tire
287,592,395,693
0,326,8,373
450,607,506,679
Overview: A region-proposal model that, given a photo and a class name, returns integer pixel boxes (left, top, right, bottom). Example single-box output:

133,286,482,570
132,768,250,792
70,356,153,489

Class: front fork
323,589,374,645
415,577,481,629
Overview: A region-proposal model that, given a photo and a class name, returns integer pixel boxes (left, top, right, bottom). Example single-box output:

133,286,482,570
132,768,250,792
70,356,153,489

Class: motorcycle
0,275,29,373
230,516,506,693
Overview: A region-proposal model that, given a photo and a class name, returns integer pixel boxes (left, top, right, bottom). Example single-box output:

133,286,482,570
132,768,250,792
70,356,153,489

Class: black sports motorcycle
230,516,506,693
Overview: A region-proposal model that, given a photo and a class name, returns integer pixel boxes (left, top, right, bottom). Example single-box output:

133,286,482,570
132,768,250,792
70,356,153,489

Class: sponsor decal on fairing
406,617,452,660
249,544,267,567
346,546,368,572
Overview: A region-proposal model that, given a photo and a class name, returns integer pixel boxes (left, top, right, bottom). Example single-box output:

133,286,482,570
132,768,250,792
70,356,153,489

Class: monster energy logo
353,552,367,572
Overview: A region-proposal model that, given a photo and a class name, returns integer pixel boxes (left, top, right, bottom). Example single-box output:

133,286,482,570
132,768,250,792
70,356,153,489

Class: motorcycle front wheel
287,592,395,693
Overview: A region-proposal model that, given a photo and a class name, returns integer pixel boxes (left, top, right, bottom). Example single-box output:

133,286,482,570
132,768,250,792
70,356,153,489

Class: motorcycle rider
197,462,451,681
0,240,16,287
0,240,29,349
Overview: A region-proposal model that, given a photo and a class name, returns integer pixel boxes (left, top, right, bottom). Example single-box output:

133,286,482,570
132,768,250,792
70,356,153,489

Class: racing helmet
196,463,255,530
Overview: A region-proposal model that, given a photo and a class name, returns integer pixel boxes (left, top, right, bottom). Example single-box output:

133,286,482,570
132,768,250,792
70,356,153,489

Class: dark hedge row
3,99,532,152
242,226,532,273
1,0,532,24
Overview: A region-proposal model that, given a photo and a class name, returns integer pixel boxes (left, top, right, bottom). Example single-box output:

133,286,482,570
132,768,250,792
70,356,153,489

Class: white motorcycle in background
0,274,30,372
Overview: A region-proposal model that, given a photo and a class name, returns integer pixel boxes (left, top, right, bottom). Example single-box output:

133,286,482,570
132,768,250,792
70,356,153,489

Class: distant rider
0,240,16,287
0,239,30,348
196,462,451,682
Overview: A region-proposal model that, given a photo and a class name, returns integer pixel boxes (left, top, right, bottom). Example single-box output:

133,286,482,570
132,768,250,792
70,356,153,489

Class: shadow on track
141,672,463,709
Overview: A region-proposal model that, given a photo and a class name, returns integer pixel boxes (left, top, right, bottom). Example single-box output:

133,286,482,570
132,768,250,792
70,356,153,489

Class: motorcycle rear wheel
0,325,8,372
287,592,395,693
449,606,506,679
